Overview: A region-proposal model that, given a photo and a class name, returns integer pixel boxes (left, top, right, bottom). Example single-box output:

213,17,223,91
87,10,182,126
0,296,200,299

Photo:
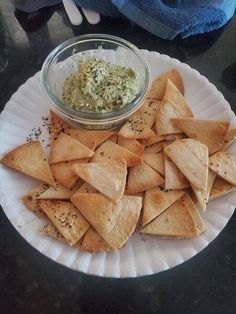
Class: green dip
62,57,140,113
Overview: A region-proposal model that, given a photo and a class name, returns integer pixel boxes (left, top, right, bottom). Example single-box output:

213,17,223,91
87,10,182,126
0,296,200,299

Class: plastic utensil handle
81,8,100,25
62,0,83,25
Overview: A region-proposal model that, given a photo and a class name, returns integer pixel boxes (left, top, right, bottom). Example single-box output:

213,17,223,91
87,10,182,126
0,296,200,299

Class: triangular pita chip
72,159,127,202
155,100,189,136
142,152,165,176
71,193,124,234
65,128,114,150
82,227,112,252
164,153,189,190
164,79,193,117
50,110,71,143
191,170,216,211
127,163,164,194
118,111,156,139
147,69,184,100
22,185,48,217
164,139,209,190
39,200,90,246
109,134,118,143
141,194,198,238
142,134,166,147
91,140,142,167
77,182,97,193
182,193,205,235
50,159,88,189
138,99,161,128
209,176,236,200
172,118,230,155
209,151,236,185
141,187,185,226
145,141,164,153
1,141,55,186
221,128,236,150
49,133,94,164
40,223,66,243
36,182,76,200
117,136,145,155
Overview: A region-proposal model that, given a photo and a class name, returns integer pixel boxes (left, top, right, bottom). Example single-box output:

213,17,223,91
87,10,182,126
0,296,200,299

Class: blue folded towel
13,0,236,39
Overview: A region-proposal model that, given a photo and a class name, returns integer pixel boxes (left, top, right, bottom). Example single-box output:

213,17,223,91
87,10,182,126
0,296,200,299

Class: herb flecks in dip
62,57,140,113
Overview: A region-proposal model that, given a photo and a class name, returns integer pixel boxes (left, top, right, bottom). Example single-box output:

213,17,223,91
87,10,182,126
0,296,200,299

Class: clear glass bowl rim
41,34,150,124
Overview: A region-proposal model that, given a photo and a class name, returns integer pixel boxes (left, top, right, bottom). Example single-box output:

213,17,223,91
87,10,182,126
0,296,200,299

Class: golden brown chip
50,110,71,143
191,170,216,211
209,176,236,200
138,99,161,128
142,152,165,176
117,136,145,155
109,134,118,143
38,200,90,246
1,141,55,186
91,140,142,167
36,182,74,200
118,111,156,139
142,134,166,147
50,159,87,189
141,187,185,226
72,159,127,203
163,79,193,117
172,118,230,155
49,133,94,164
127,163,164,194
145,141,164,153
221,128,236,150
40,223,66,243
141,194,198,238
71,193,124,234
22,185,48,217
164,153,189,189
82,227,112,252
77,182,97,194
65,128,114,150
164,139,209,191
147,69,184,100
209,151,236,185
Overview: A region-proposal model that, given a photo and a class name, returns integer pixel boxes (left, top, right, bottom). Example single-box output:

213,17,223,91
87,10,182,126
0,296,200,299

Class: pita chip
141,187,185,226
209,176,236,200
221,128,236,150
118,111,156,139
38,200,90,246
1,141,55,186
91,140,142,167
40,223,66,243
142,134,166,147
164,153,189,189
138,99,161,128
172,118,230,155
163,79,193,117
65,128,114,150
49,133,94,164
82,227,112,252
191,170,216,211
77,182,97,193
164,139,209,191
147,69,184,100
50,110,71,143
71,193,124,234
145,141,164,153
22,185,48,217
127,163,164,194
36,182,75,200
109,134,118,143
72,159,127,203
50,159,88,189
155,100,189,136
209,151,236,185
117,136,145,155
142,152,165,176
141,194,198,238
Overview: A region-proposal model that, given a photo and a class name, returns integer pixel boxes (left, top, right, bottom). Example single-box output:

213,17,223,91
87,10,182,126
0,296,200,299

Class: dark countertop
0,2,236,314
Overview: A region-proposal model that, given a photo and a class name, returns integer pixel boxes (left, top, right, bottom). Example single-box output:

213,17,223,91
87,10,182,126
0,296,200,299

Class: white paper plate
1,50,236,278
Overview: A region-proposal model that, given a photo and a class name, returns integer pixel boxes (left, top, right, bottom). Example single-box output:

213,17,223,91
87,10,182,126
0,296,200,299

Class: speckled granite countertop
0,2,236,313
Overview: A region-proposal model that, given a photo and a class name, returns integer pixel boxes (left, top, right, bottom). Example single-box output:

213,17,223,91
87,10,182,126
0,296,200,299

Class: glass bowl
41,34,150,130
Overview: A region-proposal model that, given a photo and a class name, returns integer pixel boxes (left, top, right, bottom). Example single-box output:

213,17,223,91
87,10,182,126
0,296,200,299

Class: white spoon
62,0,83,25
81,8,101,25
